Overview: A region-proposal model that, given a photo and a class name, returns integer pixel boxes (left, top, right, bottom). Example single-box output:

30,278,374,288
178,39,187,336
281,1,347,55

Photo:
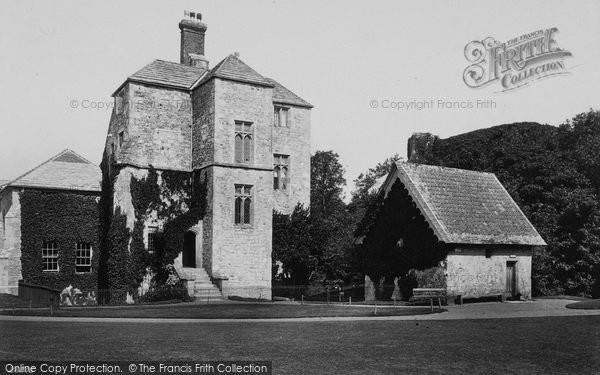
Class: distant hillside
420,111,600,297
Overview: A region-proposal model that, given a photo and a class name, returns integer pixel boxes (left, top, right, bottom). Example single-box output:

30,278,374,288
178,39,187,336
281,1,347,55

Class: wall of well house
445,246,532,299
271,105,311,214
0,189,21,295
110,83,193,171
207,166,272,299
191,79,216,169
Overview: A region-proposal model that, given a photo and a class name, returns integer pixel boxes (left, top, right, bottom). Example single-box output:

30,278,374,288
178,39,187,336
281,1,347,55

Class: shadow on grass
566,299,600,310
0,302,445,319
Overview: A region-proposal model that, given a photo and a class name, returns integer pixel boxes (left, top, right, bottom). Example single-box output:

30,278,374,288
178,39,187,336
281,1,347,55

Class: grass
0,302,440,319
566,299,600,310
0,316,598,374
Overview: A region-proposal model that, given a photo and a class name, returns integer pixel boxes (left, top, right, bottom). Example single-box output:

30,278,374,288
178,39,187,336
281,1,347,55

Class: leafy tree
310,151,346,217
420,110,600,297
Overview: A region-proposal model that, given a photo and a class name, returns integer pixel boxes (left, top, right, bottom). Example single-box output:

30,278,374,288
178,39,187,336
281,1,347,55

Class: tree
418,111,600,297
310,151,346,217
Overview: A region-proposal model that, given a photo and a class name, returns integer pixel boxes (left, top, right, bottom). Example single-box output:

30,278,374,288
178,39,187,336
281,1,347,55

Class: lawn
0,316,598,374
0,302,438,319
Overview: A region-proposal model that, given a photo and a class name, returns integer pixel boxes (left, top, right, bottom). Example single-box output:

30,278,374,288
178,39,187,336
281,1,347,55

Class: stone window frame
234,121,254,164
147,226,160,254
75,242,92,273
274,106,290,127
234,184,253,227
42,241,59,272
273,154,290,190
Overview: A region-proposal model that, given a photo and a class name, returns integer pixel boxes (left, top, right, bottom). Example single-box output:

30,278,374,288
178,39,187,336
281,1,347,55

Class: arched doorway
182,231,196,268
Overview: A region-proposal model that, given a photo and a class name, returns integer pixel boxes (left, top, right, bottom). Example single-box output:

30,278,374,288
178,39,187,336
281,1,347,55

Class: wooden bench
411,288,445,312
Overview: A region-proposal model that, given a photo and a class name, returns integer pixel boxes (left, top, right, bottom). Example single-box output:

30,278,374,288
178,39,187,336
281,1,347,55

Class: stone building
359,135,546,301
0,150,101,295
102,12,312,300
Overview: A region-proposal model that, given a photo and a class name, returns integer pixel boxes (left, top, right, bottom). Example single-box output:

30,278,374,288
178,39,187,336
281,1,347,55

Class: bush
140,283,193,303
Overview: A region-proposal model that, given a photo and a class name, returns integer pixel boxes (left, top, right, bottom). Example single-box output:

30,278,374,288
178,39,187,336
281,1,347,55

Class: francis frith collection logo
463,28,572,92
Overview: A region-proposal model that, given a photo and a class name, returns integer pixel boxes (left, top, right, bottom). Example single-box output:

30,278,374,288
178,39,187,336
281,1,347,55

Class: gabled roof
198,54,274,87
381,162,546,246
2,150,101,193
114,60,207,94
265,78,313,108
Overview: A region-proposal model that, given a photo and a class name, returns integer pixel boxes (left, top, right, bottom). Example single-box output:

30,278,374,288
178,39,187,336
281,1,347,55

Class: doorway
183,231,196,268
506,261,517,298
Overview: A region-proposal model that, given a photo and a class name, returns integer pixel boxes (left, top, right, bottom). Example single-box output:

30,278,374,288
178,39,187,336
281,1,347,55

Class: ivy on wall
19,189,100,291
99,153,207,302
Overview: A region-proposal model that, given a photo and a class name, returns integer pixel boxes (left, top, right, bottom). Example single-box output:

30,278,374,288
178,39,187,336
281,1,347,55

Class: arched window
234,184,253,226
243,198,252,224
273,167,280,189
235,197,243,224
234,121,253,164
273,154,290,190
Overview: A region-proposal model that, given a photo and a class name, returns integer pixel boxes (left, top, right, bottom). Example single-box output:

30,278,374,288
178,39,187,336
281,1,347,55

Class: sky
1,0,599,198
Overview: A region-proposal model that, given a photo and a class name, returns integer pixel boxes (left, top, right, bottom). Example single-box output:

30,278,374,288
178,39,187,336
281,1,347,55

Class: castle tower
101,12,311,301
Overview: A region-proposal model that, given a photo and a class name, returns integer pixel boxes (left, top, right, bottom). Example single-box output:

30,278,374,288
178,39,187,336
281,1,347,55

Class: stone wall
445,246,533,299
114,83,193,171
192,79,215,169
272,106,311,214
0,188,21,295
208,166,273,299
213,79,274,167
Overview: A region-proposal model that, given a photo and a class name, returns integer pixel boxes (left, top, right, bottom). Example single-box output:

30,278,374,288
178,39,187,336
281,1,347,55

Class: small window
75,243,92,273
147,226,159,253
118,131,124,148
42,241,58,272
234,184,253,225
273,154,290,190
234,121,253,163
274,106,290,127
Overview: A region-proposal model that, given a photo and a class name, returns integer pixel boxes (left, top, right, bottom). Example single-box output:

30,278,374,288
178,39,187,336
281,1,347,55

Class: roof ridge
397,161,496,176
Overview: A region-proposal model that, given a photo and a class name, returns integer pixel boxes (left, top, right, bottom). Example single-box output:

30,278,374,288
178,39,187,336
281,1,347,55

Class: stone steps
182,267,225,302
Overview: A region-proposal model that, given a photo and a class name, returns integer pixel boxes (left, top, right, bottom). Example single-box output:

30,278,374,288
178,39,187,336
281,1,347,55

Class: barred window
273,154,289,190
234,185,253,225
147,226,159,253
42,241,58,272
234,121,253,163
274,106,290,127
75,242,92,273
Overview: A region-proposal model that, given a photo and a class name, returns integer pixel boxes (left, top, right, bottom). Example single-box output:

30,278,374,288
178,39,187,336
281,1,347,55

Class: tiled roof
127,60,207,90
265,78,313,108
2,150,101,192
383,162,546,246
199,54,273,87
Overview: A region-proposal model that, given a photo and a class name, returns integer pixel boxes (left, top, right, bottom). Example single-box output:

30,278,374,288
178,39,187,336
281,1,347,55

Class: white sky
1,0,599,197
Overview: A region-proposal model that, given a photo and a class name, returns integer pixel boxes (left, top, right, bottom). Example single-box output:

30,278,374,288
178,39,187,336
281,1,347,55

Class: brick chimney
179,11,209,69
407,133,438,163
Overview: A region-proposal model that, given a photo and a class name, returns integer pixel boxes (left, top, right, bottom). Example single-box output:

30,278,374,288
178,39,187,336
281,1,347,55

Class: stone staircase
182,267,225,302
